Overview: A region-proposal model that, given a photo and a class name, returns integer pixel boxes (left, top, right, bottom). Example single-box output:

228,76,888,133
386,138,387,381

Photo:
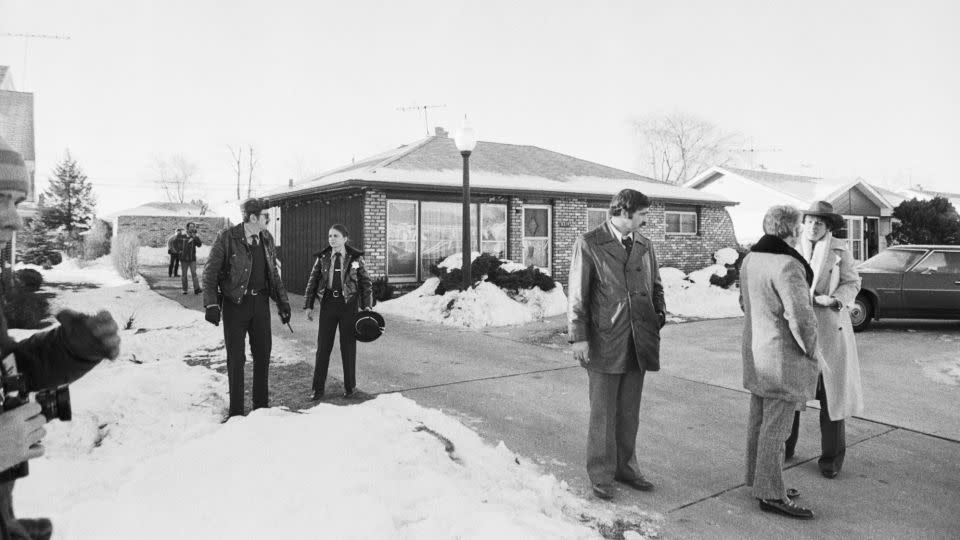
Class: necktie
251,234,258,247
331,253,342,291
621,235,632,256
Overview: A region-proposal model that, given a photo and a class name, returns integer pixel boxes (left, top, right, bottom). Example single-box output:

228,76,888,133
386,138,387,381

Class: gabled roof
0,89,34,161
108,202,218,218
265,135,735,206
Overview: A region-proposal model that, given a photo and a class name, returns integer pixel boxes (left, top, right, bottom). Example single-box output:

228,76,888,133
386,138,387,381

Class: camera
0,355,72,482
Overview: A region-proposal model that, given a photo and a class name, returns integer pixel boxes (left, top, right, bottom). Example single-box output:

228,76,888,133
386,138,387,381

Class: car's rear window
858,249,926,272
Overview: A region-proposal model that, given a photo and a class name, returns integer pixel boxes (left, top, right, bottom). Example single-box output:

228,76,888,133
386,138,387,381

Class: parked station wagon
853,245,960,331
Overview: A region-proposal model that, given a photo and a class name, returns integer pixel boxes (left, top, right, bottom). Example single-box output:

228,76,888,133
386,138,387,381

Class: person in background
202,199,291,418
303,224,373,401
740,205,819,520
179,222,203,295
166,228,183,278
784,201,863,479
567,189,665,501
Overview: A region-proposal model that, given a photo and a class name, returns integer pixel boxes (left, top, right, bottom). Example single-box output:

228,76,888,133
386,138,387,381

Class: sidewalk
144,267,960,538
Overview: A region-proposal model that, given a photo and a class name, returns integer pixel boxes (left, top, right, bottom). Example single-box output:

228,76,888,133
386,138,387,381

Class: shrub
489,265,556,292
111,232,140,280
371,277,395,306
2,283,50,329
708,246,749,290
14,269,43,292
430,254,556,295
82,219,112,260
21,248,62,268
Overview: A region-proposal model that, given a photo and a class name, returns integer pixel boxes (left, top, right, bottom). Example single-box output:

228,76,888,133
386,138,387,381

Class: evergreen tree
41,152,97,233
889,196,960,245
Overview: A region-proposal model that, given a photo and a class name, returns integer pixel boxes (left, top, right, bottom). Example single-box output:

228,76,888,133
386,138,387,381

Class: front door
865,217,880,259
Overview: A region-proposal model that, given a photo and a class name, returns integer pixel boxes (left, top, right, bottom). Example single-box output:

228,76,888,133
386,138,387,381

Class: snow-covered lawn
9,257,658,539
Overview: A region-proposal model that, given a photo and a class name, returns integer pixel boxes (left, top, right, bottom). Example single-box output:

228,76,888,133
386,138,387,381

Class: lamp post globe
455,119,477,289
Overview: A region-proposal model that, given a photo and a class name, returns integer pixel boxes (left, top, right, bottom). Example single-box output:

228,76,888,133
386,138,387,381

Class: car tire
850,295,872,332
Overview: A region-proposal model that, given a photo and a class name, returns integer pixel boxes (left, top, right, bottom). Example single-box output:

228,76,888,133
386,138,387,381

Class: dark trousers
168,253,180,276
785,374,846,473
181,260,200,292
586,366,645,485
313,294,358,393
223,294,272,417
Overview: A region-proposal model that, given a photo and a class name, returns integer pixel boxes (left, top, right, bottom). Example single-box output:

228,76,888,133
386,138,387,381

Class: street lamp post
455,119,478,289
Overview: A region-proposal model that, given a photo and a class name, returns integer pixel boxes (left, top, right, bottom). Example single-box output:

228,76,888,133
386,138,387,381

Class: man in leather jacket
201,198,290,418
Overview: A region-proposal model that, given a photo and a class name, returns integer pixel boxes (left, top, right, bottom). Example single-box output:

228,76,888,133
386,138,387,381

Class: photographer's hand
0,403,46,471
57,309,121,361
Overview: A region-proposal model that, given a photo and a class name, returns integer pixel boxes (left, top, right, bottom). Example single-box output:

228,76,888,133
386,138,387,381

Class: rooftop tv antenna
1,33,72,89
397,104,446,136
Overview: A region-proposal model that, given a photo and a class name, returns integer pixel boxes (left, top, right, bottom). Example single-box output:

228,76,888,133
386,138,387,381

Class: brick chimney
434,127,448,138
288,178,294,187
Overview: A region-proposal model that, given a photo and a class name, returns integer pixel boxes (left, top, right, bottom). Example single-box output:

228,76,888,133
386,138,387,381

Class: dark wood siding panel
280,195,363,296
833,188,880,216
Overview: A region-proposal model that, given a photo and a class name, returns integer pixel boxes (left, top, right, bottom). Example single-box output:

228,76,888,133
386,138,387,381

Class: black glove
57,309,121,361
205,306,221,326
657,311,667,329
278,304,291,325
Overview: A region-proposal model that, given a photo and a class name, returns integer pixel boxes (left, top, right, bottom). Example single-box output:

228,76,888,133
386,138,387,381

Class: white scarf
801,231,832,297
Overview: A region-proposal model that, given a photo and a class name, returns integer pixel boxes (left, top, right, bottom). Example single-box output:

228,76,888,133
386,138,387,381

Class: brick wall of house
507,196,524,262
363,189,387,280
116,216,228,247
650,204,738,273
551,198,586,285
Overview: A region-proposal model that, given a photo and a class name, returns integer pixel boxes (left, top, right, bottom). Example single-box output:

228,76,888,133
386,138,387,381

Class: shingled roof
265,135,734,206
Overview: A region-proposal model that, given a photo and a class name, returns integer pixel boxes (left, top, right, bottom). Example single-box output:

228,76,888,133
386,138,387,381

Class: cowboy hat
803,201,844,230
354,310,385,343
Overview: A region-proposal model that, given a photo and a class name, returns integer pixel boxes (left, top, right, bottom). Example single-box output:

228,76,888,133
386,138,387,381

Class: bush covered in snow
430,253,555,295
112,232,141,280
707,246,748,290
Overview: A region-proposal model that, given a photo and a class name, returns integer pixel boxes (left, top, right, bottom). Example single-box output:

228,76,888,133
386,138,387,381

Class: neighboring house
897,185,960,210
0,66,37,265
685,166,897,261
107,202,228,247
262,128,738,291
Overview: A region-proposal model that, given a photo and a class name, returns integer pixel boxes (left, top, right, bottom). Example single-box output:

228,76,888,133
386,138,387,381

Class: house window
419,202,478,278
522,205,551,271
843,216,864,261
480,204,507,257
587,208,607,231
386,200,418,280
665,205,698,235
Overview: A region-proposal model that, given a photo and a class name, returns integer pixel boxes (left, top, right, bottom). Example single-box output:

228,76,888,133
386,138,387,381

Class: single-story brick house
108,202,229,247
262,129,738,291
685,166,897,261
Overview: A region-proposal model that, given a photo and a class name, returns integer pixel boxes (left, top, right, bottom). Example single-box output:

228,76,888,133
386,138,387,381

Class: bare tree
247,147,257,199
153,155,198,203
190,198,210,216
634,112,745,185
228,145,242,200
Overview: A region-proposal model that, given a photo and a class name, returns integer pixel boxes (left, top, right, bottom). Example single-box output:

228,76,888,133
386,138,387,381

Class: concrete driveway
144,268,960,538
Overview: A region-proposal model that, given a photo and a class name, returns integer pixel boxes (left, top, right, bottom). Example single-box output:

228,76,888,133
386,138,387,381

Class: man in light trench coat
741,205,820,519
568,189,666,501
784,201,864,478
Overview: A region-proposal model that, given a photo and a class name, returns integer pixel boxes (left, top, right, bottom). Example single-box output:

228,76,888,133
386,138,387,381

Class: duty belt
325,289,343,298
246,288,268,296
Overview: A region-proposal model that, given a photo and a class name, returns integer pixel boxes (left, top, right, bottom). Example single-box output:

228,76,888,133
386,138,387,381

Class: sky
1,0,958,216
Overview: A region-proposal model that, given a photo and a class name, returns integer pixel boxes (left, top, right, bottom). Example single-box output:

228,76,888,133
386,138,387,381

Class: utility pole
397,104,446,136
0,33,72,89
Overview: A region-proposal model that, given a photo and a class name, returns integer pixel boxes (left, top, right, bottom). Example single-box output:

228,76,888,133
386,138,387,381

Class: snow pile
714,247,740,266
661,266,742,319
138,245,212,266
51,395,615,539
377,277,567,328
17,256,133,287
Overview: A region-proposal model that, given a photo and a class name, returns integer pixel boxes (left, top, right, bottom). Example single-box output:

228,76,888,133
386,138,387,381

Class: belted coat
303,245,373,310
567,223,665,373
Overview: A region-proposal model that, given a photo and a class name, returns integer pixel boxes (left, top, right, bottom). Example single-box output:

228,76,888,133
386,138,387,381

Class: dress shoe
18,518,52,540
591,483,614,500
343,389,356,398
310,391,324,401
614,475,654,491
181,291,188,295
821,470,839,479
758,498,814,519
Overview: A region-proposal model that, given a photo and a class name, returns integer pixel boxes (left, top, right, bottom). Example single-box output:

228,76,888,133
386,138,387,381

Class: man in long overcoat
741,205,820,519
568,189,665,501
784,201,863,478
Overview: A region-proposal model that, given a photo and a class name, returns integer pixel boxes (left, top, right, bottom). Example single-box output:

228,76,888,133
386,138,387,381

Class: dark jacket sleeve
270,257,289,310
649,243,666,314
356,256,373,309
303,256,322,310
567,235,593,343
202,231,227,308
13,327,101,390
